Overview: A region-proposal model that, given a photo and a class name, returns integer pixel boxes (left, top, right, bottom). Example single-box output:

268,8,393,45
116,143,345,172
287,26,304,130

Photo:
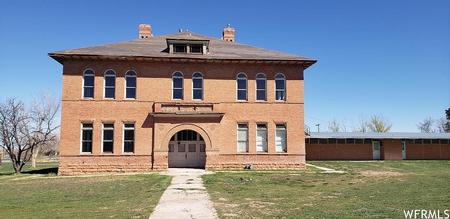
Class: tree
445,108,450,132
367,115,392,132
328,119,342,132
354,119,369,132
417,117,435,133
0,96,59,173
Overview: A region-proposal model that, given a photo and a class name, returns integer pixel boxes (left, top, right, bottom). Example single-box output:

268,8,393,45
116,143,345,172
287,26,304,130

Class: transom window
237,124,248,153
123,123,135,153
275,124,287,152
125,70,137,99
83,69,95,98
236,73,247,101
172,72,183,100
256,73,267,101
102,123,114,153
275,73,286,101
104,70,116,99
81,123,93,153
256,124,268,152
192,72,203,100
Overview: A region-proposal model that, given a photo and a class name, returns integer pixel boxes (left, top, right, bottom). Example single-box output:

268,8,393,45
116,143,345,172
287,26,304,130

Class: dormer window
174,44,187,53
167,39,209,55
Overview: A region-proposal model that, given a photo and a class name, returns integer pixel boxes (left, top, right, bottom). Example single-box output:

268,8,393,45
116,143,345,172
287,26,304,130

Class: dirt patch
360,170,406,177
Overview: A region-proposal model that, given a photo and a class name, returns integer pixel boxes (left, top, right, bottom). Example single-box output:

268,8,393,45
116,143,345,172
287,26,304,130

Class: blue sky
0,0,449,132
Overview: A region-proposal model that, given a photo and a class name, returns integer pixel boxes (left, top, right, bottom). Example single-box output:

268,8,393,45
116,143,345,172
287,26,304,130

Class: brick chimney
222,24,235,42
138,24,153,39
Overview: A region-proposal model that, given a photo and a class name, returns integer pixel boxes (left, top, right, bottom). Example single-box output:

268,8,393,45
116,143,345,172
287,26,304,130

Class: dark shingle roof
49,32,316,66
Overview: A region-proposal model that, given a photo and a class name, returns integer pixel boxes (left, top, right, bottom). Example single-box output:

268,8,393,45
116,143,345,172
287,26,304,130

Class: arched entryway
168,130,206,168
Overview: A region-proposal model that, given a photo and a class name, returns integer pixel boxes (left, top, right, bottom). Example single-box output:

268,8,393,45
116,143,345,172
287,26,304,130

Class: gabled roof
49,32,316,68
307,132,450,139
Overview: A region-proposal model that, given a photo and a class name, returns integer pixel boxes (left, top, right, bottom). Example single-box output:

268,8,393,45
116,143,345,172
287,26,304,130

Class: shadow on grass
0,167,58,176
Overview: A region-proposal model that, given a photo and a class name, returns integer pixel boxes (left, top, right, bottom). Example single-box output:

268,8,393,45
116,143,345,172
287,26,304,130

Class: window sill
81,98,95,100
101,152,114,155
80,152,93,155
124,98,136,101
123,152,135,155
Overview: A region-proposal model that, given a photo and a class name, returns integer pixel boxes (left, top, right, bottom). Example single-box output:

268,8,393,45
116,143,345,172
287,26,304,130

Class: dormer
166,37,210,55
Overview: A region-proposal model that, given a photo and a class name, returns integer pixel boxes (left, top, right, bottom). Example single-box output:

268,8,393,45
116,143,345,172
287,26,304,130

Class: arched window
256,73,267,101
172,72,183,100
236,73,247,101
275,73,286,101
83,69,95,98
125,70,137,99
104,70,116,99
192,72,203,100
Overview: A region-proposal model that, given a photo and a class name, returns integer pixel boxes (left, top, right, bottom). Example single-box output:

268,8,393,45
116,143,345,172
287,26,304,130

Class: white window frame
172,71,184,100
275,124,287,153
82,69,95,99
256,123,268,152
236,73,248,101
123,123,135,154
274,73,286,101
101,123,114,154
255,73,267,101
125,70,137,99
192,72,203,100
103,69,116,99
80,123,93,154
237,123,249,153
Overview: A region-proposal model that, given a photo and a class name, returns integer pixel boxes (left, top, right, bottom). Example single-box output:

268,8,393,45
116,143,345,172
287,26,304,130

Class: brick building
306,132,450,160
49,24,316,175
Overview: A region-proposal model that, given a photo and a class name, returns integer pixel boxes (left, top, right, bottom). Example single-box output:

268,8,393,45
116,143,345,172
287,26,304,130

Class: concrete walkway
306,163,346,173
149,168,218,219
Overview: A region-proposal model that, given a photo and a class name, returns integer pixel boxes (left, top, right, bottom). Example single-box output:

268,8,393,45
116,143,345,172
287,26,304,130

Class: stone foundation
58,153,306,175
58,155,153,176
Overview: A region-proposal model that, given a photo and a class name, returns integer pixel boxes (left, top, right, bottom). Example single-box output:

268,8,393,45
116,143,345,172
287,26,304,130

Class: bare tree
0,97,59,173
367,115,392,133
417,117,435,133
354,119,369,132
328,119,342,132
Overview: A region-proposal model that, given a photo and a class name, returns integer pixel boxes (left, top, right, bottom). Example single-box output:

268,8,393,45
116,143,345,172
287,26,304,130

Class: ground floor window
102,123,114,153
123,123,135,153
275,124,287,152
256,124,268,152
81,123,93,153
237,124,248,153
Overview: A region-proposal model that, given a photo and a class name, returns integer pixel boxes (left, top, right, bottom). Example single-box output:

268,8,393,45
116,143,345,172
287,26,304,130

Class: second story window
192,72,203,100
125,70,137,99
83,69,95,98
236,73,247,101
256,73,267,101
275,73,286,101
172,72,183,100
104,70,116,99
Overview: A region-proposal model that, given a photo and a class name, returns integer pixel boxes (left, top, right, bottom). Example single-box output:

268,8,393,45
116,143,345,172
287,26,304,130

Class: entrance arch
168,130,206,168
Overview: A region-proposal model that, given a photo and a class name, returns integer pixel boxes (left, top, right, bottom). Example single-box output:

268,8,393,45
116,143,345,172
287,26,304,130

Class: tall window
275,73,286,101
237,124,249,153
125,70,137,99
102,123,114,153
236,73,247,101
256,73,267,101
275,124,287,152
172,72,183,99
104,70,116,99
123,123,135,153
83,69,95,98
81,123,93,153
256,124,268,152
192,72,203,100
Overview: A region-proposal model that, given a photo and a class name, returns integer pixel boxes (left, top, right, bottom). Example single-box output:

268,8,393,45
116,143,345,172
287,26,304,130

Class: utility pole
315,124,320,132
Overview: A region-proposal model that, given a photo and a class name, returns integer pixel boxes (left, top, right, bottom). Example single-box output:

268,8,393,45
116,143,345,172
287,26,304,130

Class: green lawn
203,161,450,218
0,162,171,219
